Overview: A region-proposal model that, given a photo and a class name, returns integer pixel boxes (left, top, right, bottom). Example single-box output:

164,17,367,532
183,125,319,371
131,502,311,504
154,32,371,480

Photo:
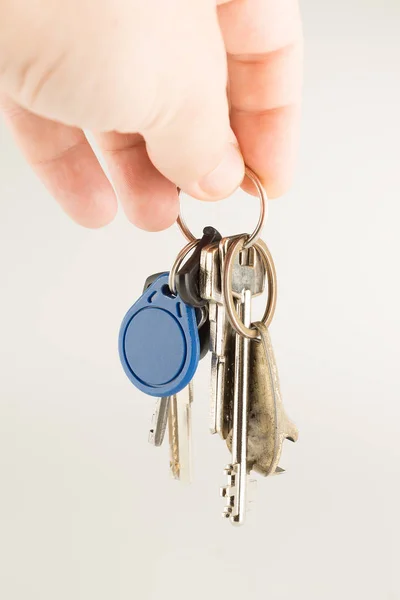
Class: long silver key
222,290,252,524
247,322,298,476
168,382,194,483
222,246,266,525
149,397,170,446
200,238,266,439
200,238,235,438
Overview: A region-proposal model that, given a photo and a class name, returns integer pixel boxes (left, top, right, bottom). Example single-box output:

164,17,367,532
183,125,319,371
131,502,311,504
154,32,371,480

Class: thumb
142,2,244,201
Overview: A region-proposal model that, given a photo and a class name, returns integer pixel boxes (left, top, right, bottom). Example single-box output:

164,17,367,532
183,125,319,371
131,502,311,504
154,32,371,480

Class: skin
0,0,303,231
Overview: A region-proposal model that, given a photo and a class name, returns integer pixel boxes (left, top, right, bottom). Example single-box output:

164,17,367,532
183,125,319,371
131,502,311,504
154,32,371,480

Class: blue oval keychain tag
118,273,200,397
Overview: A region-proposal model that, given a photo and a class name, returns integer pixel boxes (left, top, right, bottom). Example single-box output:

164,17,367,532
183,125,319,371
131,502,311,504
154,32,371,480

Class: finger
218,0,303,197
0,95,117,228
142,2,244,202
96,132,179,232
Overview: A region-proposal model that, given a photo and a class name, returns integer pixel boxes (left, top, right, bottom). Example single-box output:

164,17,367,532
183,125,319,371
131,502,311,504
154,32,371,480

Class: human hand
0,0,303,230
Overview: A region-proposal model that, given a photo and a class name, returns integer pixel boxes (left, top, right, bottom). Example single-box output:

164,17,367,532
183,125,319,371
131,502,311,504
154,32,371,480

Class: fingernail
199,144,244,199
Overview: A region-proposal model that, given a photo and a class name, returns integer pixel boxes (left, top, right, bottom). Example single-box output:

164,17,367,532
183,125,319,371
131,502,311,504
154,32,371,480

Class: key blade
168,395,180,479
200,240,235,439
149,397,170,447
168,382,193,484
208,302,235,437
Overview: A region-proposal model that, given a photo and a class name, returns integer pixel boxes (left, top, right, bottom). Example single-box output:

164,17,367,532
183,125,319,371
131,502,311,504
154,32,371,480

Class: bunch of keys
118,167,298,525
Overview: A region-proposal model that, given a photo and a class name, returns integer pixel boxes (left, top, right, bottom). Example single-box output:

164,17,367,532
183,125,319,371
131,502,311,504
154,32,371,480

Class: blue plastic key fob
118,273,200,397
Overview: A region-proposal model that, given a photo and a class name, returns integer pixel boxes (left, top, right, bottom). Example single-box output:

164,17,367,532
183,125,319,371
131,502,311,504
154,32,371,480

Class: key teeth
230,515,243,527
220,486,230,498
222,463,240,520
224,464,236,476
221,482,236,502
223,464,237,489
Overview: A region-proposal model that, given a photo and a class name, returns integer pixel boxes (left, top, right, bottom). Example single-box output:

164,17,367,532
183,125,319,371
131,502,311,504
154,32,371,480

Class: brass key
247,322,298,476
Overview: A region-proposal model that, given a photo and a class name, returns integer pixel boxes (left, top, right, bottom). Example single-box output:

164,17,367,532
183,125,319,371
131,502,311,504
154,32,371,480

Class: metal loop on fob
168,239,199,295
223,235,277,339
177,166,267,249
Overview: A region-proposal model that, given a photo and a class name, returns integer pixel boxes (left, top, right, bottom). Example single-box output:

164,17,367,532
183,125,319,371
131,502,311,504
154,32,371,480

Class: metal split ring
177,166,267,249
222,235,277,339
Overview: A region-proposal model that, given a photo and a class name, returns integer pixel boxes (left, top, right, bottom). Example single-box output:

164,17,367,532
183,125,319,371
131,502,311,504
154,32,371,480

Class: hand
0,0,303,230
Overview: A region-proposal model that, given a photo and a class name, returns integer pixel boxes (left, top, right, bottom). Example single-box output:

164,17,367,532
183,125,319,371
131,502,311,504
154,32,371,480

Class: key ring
223,235,277,339
168,239,199,295
177,166,267,249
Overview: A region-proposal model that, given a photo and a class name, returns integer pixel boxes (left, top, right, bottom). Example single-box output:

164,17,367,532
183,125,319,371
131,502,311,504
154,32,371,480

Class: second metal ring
222,235,277,339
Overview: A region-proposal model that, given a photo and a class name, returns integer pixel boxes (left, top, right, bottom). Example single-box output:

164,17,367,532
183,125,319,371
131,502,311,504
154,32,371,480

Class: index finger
218,0,303,197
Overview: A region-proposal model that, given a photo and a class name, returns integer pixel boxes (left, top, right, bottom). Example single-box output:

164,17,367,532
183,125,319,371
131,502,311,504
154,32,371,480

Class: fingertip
183,143,245,201
123,184,179,232
134,215,178,233
266,179,293,200
241,172,294,199
62,187,118,229
0,100,121,229
97,131,180,232
125,201,179,232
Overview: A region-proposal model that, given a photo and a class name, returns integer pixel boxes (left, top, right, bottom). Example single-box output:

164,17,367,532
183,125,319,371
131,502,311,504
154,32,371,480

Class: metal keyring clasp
222,235,277,339
177,166,267,249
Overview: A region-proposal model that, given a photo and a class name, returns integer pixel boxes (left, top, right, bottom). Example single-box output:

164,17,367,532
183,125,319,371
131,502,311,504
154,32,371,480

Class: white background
0,2,399,598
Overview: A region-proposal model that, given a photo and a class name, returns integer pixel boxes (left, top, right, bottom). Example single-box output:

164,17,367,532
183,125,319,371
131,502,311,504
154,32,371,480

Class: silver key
149,397,170,447
247,321,298,476
168,382,194,483
200,238,235,438
222,246,266,525
221,290,252,524
200,238,266,439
